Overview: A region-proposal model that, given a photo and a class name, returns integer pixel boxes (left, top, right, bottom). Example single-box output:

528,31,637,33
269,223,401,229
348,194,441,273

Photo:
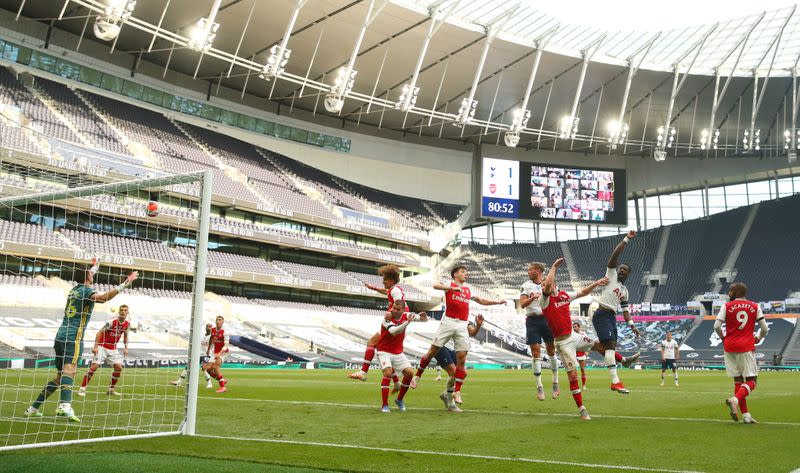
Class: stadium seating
733,194,800,301
0,220,70,247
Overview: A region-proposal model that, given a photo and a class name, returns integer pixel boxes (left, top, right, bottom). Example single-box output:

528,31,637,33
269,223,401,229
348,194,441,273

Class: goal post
0,169,212,450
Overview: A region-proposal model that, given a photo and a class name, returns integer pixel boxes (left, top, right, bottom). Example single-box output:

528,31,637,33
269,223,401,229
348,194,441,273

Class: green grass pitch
1,368,798,473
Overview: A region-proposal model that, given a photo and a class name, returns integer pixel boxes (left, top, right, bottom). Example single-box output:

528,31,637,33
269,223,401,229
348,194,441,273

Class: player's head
451,265,468,283
728,282,747,299
205,323,213,335
117,305,128,322
215,315,224,328
389,303,406,318
75,266,92,285
572,321,581,333
527,262,545,282
378,264,400,289
665,331,672,341
617,263,631,283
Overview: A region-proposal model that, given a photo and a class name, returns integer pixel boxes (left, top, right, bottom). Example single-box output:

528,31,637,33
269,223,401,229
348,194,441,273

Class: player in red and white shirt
170,323,214,388
573,321,589,389
715,282,769,424
203,316,229,393
377,304,428,412
411,265,505,407
78,304,133,397
348,264,404,390
540,258,609,420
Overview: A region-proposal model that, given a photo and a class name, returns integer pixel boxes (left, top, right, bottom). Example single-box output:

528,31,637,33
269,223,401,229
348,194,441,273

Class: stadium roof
3,0,800,158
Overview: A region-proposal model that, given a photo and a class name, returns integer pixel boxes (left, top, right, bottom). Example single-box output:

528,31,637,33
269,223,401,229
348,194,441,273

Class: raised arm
92,271,138,303
608,230,636,268
542,258,563,295
364,282,388,295
472,296,505,306
433,282,459,292
574,276,609,299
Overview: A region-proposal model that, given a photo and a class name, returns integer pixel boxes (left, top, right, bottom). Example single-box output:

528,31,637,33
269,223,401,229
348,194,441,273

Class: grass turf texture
1,369,798,473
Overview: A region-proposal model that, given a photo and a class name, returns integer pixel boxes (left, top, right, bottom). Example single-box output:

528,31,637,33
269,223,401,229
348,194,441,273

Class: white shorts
432,316,470,352
724,351,758,378
576,354,587,361
376,351,412,373
555,332,595,372
92,346,123,366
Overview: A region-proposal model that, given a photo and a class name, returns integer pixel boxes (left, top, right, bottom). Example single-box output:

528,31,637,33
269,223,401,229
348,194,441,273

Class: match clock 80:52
481,197,519,218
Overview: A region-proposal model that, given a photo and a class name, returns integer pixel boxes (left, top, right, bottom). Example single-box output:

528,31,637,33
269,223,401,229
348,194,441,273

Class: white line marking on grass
195,433,705,473
198,396,800,426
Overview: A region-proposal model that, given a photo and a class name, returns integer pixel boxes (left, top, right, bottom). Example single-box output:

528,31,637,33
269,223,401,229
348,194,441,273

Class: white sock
605,350,620,384
661,372,665,381
205,370,211,381
58,402,71,410
549,356,559,384
674,372,679,381
179,369,188,381
533,357,543,387
446,376,455,393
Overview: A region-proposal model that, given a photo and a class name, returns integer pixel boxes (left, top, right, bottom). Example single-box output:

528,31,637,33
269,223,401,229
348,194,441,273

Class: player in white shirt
170,323,214,388
519,262,560,401
660,332,680,387
592,230,641,394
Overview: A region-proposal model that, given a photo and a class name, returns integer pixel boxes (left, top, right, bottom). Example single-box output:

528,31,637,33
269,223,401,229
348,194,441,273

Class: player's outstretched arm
575,276,609,298
433,282,459,292
364,282,388,295
93,271,138,303
608,230,636,268
542,258,563,295
472,296,505,306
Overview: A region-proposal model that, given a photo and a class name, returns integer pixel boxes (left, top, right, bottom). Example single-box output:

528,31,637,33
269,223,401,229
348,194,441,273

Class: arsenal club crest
489,183,496,194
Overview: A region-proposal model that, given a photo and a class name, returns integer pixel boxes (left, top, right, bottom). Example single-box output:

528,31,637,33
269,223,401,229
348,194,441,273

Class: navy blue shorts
435,346,455,368
662,359,676,370
525,316,554,345
592,308,618,344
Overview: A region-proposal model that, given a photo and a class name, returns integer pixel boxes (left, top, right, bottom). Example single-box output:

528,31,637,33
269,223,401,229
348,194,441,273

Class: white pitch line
198,396,800,426
195,433,706,473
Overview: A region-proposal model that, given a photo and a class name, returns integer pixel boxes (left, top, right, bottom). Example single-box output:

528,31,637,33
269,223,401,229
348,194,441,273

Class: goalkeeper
24,258,138,422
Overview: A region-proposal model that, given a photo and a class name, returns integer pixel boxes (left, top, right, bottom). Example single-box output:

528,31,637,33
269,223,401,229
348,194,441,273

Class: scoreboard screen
480,157,627,225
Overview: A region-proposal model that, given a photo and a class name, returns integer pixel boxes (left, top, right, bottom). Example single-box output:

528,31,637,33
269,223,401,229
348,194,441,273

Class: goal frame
0,169,212,451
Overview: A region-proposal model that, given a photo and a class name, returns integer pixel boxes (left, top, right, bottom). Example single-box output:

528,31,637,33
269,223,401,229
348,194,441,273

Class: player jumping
348,264,404,391
660,332,680,387
716,282,769,424
540,257,609,420
519,262,560,400
435,314,484,413
592,230,641,394
377,304,427,412
170,323,214,388
204,315,229,393
24,260,137,422
573,322,588,389
78,304,133,397
410,265,505,408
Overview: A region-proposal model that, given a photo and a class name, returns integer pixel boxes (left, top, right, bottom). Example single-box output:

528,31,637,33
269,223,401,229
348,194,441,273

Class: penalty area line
198,396,800,426
195,433,705,473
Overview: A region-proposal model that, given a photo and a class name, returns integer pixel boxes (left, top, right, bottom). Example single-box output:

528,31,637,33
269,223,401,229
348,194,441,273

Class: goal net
0,144,212,450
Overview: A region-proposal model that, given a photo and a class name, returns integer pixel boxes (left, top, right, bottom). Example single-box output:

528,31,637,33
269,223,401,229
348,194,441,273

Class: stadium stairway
229,336,307,362
25,79,93,148
559,241,581,289
711,203,759,293
780,321,800,363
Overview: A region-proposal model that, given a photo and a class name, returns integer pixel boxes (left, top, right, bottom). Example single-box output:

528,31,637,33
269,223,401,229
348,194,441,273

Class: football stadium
0,1,799,472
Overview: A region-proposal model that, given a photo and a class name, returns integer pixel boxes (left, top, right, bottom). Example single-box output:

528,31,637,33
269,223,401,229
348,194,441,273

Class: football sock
454,368,467,392
361,346,376,374
81,367,96,388
110,371,121,388
533,357,543,387
381,377,390,406
59,375,74,403
570,378,583,408
415,355,431,378
397,373,412,401
32,380,58,409
549,356,559,384
605,350,620,384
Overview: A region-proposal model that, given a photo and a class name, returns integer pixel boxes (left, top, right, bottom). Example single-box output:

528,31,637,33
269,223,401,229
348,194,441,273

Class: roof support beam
323,0,389,113
226,0,257,78
559,34,605,139
396,1,462,112
503,25,559,147
609,33,660,148
453,5,518,126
